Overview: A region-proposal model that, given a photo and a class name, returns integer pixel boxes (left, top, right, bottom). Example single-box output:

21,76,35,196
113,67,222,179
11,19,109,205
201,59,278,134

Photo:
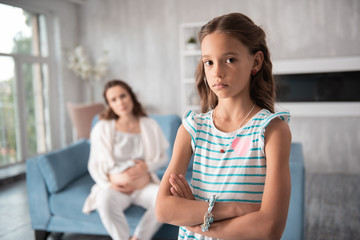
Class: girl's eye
120,93,127,99
226,58,235,63
204,60,213,66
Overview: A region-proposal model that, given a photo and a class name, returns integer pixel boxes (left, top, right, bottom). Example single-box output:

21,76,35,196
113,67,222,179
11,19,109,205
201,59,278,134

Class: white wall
76,0,360,173
78,0,360,114
290,116,360,173
6,0,359,173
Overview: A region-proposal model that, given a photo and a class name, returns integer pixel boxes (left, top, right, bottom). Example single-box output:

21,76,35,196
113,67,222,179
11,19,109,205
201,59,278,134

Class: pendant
220,149,225,153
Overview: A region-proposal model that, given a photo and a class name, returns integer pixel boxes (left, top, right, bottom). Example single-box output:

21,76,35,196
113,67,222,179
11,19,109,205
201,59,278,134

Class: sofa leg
35,230,50,240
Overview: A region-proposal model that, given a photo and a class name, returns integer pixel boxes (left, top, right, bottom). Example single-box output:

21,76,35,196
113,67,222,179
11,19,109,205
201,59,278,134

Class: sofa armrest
282,142,305,240
26,139,91,231
37,139,90,193
26,157,52,230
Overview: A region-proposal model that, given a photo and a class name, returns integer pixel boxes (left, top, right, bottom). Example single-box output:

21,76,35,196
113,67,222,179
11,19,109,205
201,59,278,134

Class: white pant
96,183,162,240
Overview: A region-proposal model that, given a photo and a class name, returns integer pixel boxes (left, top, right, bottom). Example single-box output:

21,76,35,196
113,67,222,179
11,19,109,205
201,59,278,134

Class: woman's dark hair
196,12,276,113
100,79,147,120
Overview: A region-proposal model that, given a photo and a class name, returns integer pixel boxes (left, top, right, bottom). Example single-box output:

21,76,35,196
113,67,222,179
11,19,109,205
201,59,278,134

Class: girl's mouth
212,83,228,90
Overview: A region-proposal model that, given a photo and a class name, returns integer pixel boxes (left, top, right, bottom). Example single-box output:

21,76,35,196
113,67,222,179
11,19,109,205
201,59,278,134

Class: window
0,3,51,167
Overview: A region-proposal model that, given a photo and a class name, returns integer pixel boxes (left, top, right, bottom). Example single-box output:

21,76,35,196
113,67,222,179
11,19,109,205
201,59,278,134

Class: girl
83,80,169,240
156,13,292,240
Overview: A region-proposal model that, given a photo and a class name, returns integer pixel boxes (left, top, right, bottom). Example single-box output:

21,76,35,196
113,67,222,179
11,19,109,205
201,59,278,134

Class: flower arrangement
67,46,108,101
67,46,108,81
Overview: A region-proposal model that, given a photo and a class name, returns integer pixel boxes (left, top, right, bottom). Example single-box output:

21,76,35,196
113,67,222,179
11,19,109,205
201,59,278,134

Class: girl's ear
252,51,264,72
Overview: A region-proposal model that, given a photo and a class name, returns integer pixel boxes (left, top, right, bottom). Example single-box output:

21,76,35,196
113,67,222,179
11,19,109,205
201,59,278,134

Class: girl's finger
173,174,187,194
170,187,179,197
169,176,184,198
178,174,194,199
178,174,191,192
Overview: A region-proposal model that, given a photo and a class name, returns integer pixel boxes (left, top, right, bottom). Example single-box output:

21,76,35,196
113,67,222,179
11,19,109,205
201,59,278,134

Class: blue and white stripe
179,108,290,240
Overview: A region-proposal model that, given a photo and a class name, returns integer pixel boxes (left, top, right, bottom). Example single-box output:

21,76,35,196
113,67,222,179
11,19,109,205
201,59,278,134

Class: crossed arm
155,119,291,240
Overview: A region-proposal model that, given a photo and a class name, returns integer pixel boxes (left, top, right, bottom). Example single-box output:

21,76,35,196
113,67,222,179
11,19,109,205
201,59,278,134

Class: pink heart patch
231,137,251,156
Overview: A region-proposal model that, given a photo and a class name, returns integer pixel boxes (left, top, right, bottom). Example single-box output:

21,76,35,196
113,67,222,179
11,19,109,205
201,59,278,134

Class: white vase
86,77,95,103
186,43,198,51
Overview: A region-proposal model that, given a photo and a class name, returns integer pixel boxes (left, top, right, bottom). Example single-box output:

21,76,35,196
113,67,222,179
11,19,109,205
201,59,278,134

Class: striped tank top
179,108,290,240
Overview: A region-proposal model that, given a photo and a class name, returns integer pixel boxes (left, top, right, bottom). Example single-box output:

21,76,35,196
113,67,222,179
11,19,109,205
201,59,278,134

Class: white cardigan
82,117,169,214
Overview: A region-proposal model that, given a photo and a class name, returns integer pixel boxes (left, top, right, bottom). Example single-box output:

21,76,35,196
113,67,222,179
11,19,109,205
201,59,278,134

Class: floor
304,173,360,240
0,173,359,240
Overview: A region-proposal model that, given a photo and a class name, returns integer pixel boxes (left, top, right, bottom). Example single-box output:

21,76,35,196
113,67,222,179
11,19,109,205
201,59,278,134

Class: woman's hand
109,173,134,194
169,173,195,200
126,160,148,180
110,182,135,195
109,160,151,194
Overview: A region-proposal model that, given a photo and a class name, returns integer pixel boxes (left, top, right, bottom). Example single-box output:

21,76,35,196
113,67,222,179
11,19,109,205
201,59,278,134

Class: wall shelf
273,56,360,75
180,22,203,114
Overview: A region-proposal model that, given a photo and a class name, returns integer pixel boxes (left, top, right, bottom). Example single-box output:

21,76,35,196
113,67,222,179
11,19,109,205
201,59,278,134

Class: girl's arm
187,118,292,240
155,124,260,226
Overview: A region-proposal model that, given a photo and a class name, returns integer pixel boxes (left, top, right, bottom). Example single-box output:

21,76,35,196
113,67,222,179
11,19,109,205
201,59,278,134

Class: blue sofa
26,114,305,240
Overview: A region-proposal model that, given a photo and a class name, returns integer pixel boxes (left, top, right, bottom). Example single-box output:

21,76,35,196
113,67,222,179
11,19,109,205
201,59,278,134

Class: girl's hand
169,173,195,200
186,225,202,234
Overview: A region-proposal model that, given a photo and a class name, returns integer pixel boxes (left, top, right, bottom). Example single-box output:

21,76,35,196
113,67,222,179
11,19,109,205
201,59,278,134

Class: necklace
212,104,255,153
116,118,138,133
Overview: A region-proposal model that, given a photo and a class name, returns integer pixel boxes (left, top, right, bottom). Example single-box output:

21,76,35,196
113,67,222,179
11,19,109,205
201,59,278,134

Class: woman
83,80,169,240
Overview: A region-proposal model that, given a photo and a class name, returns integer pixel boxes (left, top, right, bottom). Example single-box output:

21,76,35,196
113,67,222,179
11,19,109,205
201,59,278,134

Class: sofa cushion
38,139,90,193
50,174,146,230
49,174,100,223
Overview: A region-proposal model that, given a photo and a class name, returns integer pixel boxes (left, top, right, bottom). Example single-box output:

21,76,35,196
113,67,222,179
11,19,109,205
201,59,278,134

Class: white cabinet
179,22,204,114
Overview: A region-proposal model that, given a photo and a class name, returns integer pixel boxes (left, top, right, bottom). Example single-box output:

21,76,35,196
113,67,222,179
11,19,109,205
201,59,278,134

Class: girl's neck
215,97,253,121
213,98,258,133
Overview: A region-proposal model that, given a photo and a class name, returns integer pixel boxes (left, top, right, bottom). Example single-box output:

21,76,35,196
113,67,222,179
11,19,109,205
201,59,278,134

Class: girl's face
201,32,256,100
105,85,134,117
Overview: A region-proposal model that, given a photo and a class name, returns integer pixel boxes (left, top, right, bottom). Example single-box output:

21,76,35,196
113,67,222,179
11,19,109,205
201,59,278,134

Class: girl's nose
213,62,224,80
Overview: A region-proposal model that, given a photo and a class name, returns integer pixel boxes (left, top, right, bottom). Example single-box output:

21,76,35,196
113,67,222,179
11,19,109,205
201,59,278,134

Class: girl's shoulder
182,110,212,140
248,109,290,145
252,109,290,128
182,110,212,126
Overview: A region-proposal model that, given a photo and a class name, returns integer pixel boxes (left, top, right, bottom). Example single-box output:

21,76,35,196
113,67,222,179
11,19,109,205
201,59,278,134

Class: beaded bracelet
201,195,219,232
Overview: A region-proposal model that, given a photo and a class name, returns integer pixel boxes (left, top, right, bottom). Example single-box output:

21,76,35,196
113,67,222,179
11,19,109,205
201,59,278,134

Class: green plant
187,37,196,44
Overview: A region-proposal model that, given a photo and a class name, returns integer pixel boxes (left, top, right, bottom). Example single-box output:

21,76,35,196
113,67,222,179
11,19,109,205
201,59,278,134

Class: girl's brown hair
196,12,276,113
100,79,147,120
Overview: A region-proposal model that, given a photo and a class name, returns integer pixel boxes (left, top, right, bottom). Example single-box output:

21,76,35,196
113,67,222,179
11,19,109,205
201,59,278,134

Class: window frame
0,2,60,167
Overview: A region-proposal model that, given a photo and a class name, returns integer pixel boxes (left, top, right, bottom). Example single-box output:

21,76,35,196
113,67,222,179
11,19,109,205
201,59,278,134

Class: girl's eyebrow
202,52,240,58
